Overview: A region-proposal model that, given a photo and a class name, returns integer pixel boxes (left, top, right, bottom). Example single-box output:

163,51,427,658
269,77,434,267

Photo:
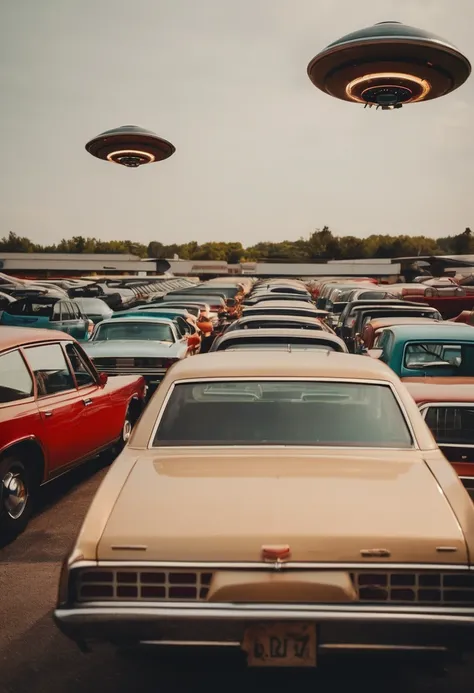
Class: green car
1,296,93,341
368,323,474,378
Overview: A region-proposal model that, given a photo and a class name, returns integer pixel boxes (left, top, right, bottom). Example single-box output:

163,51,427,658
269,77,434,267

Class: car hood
97,449,468,564
83,340,184,358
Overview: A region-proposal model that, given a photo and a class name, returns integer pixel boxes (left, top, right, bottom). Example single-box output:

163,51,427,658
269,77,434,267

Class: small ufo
307,21,471,110
85,125,176,167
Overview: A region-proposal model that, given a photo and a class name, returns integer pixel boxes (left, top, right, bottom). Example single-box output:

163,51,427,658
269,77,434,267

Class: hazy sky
1,0,474,247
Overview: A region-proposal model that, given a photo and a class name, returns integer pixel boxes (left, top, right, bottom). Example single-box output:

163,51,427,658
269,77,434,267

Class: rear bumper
54,601,474,652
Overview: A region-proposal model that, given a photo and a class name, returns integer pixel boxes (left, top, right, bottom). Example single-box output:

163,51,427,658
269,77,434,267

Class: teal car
368,323,474,379
0,296,93,341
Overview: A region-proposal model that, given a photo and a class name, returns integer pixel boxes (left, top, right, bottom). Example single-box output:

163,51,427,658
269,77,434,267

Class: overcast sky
1,0,473,247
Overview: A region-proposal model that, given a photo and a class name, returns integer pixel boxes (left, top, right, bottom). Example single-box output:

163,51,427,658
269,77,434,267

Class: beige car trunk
97,449,468,564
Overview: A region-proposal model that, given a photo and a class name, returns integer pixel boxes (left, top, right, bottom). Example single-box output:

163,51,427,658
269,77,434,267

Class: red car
406,380,474,500
0,327,146,539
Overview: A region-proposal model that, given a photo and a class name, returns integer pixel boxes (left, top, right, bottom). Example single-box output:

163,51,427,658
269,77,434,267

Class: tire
102,407,134,465
118,407,133,452
0,456,34,540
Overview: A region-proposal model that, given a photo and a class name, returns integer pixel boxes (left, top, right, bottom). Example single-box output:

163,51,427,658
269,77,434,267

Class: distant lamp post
85,125,175,167
307,21,471,110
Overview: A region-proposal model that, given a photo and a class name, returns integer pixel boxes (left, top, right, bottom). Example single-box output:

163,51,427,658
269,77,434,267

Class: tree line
1,227,473,262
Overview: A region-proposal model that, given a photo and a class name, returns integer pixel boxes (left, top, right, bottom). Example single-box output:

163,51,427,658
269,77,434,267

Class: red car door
63,342,115,454
23,343,87,476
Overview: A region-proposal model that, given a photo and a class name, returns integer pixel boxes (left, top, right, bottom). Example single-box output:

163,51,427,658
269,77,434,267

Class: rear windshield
425,406,474,445
94,322,174,342
244,308,318,318
241,321,323,330
6,299,54,317
360,311,438,329
152,380,412,448
217,338,341,352
404,342,474,374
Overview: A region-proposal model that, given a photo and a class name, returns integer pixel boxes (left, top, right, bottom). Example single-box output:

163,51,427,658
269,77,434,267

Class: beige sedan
54,352,474,667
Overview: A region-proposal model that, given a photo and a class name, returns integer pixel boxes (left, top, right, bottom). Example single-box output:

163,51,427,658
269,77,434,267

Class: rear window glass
217,338,341,352
404,342,474,374
7,300,54,317
241,321,322,331
425,406,474,445
152,380,412,448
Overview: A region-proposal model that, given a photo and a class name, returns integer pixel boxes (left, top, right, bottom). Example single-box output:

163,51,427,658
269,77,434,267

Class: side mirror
367,349,383,360
98,372,108,387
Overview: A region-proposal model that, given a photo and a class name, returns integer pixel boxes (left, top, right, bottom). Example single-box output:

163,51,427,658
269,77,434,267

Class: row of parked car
4,270,474,663
0,275,256,539
48,272,474,664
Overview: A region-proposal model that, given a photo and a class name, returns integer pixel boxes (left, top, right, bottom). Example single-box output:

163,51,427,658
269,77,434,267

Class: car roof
0,326,71,351
162,350,397,381
368,317,442,331
406,381,474,404
387,323,474,340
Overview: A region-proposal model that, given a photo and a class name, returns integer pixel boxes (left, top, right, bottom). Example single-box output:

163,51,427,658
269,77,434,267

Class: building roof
0,326,71,351
162,350,398,382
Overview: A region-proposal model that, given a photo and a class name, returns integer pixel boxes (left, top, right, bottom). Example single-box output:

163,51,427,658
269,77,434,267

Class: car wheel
120,409,133,449
0,456,34,540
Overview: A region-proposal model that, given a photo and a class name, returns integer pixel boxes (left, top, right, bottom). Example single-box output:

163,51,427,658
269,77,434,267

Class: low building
0,252,402,281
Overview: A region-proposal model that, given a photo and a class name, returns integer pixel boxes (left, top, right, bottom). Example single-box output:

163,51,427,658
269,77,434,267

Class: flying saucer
85,125,176,167
307,21,471,110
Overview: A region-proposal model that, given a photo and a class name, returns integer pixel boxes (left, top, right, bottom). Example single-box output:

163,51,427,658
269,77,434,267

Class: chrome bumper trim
55,602,474,625
68,559,472,571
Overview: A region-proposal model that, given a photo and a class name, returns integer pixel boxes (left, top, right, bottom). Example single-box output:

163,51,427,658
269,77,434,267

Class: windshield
404,342,474,374
152,380,412,447
217,338,340,352
93,322,175,342
225,344,337,352
359,311,439,330
245,308,318,318
241,321,322,330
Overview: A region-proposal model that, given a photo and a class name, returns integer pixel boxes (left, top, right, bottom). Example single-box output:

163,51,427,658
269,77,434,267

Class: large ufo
85,125,176,167
307,21,471,110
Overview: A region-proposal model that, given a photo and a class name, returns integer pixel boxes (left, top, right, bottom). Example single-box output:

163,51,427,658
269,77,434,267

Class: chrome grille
77,569,213,602
91,356,170,376
354,571,474,604
75,568,474,606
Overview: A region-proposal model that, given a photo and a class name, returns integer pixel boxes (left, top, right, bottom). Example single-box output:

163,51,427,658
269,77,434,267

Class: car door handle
42,411,53,418
83,398,93,407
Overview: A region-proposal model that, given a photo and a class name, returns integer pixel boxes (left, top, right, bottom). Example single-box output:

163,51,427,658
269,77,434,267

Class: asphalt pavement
1,457,474,693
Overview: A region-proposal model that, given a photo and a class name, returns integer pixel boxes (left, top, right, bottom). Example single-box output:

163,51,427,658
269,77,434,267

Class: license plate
242,622,317,668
